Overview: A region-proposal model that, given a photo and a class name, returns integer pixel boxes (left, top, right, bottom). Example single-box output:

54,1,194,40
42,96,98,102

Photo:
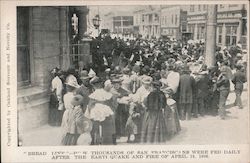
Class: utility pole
205,5,217,67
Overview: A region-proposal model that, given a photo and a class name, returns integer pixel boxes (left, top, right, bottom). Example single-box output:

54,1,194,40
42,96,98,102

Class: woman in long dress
61,95,91,145
141,81,168,143
48,68,64,126
61,77,82,145
85,77,116,145
126,76,152,143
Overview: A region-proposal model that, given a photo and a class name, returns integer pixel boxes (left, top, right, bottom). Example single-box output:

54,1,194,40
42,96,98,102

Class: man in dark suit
178,65,195,120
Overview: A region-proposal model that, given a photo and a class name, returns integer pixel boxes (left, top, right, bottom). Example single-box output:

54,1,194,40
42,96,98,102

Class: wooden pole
205,5,217,67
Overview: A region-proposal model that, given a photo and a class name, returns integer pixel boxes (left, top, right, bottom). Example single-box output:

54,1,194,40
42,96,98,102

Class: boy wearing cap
232,65,247,109
216,68,230,119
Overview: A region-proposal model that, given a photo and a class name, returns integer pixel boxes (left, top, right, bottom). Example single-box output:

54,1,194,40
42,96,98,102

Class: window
242,17,247,36
197,24,205,39
229,4,238,7
198,5,201,11
171,15,174,24
149,14,153,23
175,14,178,25
154,14,159,22
190,5,195,12
17,7,31,86
218,26,223,44
188,24,194,33
203,5,207,10
220,4,224,8
225,26,238,46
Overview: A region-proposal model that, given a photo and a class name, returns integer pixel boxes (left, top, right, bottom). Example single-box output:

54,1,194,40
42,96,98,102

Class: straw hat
236,53,242,58
122,67,130,74
132,65,140,73
80,70,91,80
90,76,102,85
65,76,80,88
141,76,153,85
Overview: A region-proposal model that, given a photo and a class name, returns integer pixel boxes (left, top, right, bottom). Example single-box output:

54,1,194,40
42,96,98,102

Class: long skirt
91,115,115,145
115,104,129,137
140,110,168,143
61,133,80,145
164,103,181,139
48,92,62,126
125,104,144,137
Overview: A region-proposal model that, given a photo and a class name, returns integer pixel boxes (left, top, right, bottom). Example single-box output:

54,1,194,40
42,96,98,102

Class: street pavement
21,88,249,146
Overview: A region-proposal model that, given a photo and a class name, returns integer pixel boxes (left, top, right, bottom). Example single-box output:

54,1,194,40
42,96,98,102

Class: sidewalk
21,89,249,146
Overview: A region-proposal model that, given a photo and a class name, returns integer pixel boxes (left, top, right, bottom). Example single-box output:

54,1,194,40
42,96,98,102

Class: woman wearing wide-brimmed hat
85,76,116,145
61,95,92,145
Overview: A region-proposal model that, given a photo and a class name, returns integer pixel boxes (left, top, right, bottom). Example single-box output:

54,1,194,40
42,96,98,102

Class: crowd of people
48,33,247,145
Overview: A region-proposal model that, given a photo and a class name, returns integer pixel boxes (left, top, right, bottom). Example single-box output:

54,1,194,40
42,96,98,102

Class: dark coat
232,70,247,90
196,74,209,98
178,73,195,104
216,74,230,91
75,84,93,111
141,90,168,143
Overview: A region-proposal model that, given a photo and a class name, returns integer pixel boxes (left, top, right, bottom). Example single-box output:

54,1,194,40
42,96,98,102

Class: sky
88,5,143,17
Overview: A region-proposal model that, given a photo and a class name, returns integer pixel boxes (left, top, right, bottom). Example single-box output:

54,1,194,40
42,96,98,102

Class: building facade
102,11,134,34
133,9,144,36
17,6,90,133
187,4,247,49
161,6,188,40
140,7,161,39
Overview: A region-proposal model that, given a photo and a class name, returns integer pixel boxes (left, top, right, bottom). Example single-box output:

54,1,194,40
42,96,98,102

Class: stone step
18,87,49,104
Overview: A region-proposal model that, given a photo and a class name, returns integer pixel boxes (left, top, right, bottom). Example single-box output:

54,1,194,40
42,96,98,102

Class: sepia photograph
16,4,249,147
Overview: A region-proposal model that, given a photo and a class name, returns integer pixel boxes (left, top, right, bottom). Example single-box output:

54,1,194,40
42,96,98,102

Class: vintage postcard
1,0,249,162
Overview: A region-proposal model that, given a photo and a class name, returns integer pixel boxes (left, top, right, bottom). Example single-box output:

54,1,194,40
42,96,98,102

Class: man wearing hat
130,65,141,93
110,76,130,139
216,67,230,119
178,65,195,120
120,67,132,93
235,53,244,67
194,67,209,116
